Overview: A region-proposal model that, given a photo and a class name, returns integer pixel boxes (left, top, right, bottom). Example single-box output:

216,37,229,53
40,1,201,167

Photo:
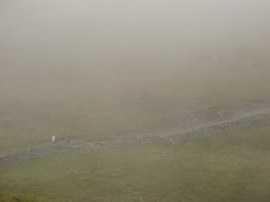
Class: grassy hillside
1,125,270,202
1,64,270,154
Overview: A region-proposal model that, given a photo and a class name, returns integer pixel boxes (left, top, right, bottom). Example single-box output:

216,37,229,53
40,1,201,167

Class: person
52,135,56,144
67,133,70,144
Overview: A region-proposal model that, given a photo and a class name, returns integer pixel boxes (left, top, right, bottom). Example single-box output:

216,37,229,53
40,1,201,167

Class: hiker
67,134,71,144
52,136,56,144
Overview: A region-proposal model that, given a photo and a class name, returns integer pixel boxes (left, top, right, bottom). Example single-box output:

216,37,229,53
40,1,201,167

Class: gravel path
1,100,270,166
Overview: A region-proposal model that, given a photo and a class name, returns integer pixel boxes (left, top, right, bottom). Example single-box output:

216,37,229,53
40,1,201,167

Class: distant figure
66,133,70,144
52,136,56,144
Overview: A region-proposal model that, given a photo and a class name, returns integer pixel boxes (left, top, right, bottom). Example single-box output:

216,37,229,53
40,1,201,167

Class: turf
1,126,270,202
0,193,51,202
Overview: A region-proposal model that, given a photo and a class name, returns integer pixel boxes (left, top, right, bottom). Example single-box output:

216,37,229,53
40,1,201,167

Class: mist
1,0,270,152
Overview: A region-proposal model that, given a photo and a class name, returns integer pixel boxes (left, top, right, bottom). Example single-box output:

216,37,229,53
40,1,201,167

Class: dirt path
1,100,270,166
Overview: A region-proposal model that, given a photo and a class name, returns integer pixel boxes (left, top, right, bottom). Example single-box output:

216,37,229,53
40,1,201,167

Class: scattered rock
1,100,270,166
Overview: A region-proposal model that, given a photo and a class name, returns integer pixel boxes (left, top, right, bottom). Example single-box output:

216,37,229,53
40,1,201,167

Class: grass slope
1,126,270,202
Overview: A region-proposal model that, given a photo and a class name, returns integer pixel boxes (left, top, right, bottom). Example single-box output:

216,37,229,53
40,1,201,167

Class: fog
1,0,270,152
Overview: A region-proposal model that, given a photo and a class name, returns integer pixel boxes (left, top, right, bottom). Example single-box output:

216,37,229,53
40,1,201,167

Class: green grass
0,193,51,202
1,126,270,202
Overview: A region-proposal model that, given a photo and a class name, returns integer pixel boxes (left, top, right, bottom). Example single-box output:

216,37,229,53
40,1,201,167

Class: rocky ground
1,100,270,166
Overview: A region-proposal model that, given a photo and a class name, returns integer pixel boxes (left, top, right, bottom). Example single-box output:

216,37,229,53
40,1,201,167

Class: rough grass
0,193,50,202
1,126,270,202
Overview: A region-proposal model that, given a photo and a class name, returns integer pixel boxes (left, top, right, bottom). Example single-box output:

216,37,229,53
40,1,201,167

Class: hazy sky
1,0,270,61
